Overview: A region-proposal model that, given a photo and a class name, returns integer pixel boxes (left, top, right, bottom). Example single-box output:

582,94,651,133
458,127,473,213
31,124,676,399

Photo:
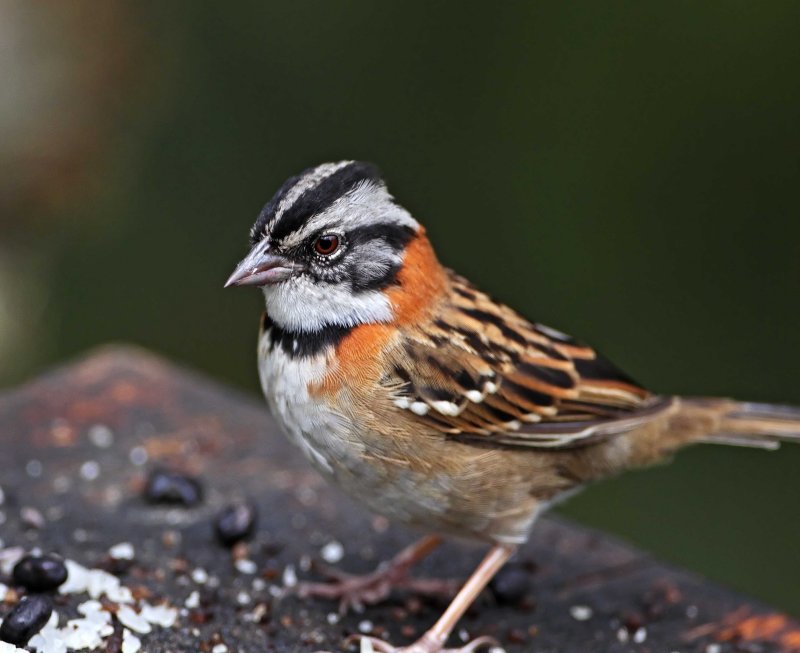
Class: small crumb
235,559,257,575
249,603,270,624
121,630,142,653
705,645,721,653
129,447,148,466
617,627,629,643
79,461,101,481
20,506,46,530
191,568,209,585
211,645,228,653
282,564,297,588
185,591,200,609
358,620,373,634
458,628,469,642
0,547,24,576
109,542,135,560
237,591,251,605
117,605,151,634
686,604,699,619
231,541,249,561
326,612,340,625
632,626,647,643
569,605,593,621
140,602,178,628
320,541,344,564
88,424,114,448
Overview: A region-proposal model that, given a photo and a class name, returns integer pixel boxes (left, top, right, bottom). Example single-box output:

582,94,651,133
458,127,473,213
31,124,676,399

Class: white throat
262,276,394,333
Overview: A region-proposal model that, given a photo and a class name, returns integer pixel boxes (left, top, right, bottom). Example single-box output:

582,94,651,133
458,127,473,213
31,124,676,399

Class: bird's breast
258,328,365,476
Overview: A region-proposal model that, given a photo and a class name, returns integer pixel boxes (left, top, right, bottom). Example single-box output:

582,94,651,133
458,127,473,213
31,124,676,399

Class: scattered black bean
489,563,531,605
215,500,258,546
143,470,203,506
0,595,53,646
12,554,68,592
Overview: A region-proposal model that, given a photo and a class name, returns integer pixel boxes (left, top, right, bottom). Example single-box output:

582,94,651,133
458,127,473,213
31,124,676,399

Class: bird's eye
313,234,340,256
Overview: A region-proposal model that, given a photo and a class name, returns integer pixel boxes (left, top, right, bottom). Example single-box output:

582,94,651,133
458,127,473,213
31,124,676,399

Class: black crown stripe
268,162,382,243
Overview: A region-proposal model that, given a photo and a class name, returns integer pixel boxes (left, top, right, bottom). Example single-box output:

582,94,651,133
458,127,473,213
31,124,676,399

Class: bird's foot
344,633,499,653
294,561,459,614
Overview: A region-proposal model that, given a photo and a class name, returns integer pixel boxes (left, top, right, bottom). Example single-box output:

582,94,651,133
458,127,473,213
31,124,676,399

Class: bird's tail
689,399,800,449
612,396,800,472
681,397,800,451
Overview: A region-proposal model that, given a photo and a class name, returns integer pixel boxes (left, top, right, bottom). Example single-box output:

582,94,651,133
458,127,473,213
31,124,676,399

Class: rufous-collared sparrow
226,161,800,653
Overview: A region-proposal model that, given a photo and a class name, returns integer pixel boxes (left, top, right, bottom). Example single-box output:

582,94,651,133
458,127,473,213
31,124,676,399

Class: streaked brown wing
386,272,664,449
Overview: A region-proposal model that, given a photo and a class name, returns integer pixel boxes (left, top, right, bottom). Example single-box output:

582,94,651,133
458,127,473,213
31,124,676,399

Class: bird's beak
225,245,297,288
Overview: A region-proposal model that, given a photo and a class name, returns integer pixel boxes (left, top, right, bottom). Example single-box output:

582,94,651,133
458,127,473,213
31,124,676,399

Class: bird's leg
352,544,515,653
294,534,456,614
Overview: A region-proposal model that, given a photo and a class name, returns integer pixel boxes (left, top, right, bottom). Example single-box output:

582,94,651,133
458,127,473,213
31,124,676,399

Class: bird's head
226,161,431,333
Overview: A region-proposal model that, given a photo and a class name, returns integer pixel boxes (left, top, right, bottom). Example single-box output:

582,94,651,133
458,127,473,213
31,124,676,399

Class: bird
226,160,800,653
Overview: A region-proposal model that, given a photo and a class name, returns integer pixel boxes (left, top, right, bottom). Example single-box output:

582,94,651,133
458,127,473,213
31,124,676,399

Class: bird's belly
258,338,544,544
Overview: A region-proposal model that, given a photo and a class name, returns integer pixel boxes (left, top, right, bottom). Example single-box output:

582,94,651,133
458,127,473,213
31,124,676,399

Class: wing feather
386,272,661,449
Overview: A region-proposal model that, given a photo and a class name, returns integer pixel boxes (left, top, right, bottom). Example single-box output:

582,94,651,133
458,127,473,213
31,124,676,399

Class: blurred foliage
1,2,798,613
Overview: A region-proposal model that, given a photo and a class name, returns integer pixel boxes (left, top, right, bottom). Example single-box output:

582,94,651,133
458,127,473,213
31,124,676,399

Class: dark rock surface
0,346,798,652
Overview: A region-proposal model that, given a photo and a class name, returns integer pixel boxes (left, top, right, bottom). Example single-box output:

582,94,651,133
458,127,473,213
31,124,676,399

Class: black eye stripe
346,223,416,249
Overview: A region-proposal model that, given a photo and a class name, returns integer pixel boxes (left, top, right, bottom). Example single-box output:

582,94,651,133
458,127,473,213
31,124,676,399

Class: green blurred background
1,2,798,612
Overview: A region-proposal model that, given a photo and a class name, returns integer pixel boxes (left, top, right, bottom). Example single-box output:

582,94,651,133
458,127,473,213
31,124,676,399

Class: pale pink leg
294,535,455,614
349,544,516,653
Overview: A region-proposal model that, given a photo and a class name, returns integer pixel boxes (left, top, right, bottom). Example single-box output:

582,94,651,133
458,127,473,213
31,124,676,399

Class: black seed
12,554,68,592
489,563,531,605
0,595,53,646
143,470,203,507
215,501,258,547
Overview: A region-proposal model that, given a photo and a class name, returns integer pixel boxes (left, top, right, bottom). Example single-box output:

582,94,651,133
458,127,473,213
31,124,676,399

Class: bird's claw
340,634,499,653
291,564,458,615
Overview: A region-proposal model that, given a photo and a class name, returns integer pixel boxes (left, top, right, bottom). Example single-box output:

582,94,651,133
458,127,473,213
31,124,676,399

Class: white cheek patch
263,277,393,332
348,241,402,282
